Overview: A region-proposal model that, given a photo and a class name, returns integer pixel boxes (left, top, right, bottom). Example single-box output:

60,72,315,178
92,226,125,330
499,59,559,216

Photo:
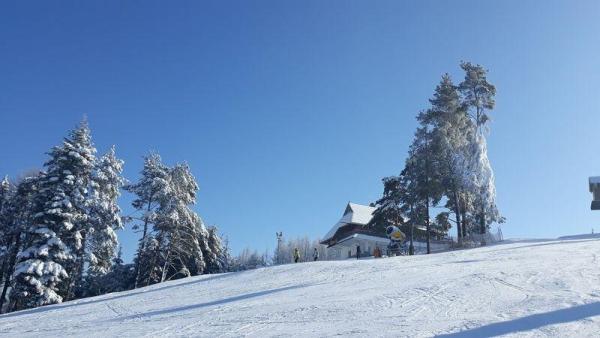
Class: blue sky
1,1,600,262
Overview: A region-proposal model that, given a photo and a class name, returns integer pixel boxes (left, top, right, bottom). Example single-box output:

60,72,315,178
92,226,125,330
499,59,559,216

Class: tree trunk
425,199,431,254
480,204,486,235
133,200,153,288
461,209,468,239
160,247,172,283
66,231,87,301
409,204,414,255
424,139,431,255
453,190,462,241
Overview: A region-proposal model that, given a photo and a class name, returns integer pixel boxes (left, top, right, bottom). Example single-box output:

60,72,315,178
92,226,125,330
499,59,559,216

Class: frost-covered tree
154,164,204,282
0,174,46,313
124,153,170,287
464,133,503,235
424,74,473,240
204,226,226,274
135,235,162,286
0,176,14,312
83,246,135,297
373,64,502,248
87,146,125,276
11,121,96,309
0,175,43,312
230,248,268,271
458,62,503,237
0,176,13,262
9,172,71,310
220,235,233,272
0,176,11,224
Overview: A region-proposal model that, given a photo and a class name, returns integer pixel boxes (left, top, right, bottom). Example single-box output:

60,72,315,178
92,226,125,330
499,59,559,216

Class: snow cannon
386,226,406,256
386,226,406,242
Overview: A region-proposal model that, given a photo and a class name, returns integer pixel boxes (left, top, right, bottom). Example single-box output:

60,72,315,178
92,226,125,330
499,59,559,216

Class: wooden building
320,203,389,259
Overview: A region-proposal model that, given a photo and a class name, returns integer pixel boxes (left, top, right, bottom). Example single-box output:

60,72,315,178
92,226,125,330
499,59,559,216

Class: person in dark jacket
313,248,319,261
293,248,300,263
356,245,361,259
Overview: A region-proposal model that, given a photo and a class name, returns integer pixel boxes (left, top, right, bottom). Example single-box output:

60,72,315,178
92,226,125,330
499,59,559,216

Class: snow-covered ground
2,237,600,337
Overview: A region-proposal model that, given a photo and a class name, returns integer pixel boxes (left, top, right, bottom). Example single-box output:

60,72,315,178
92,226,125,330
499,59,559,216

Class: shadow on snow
436,301,600,337
116,284,311,321
0,273,233,319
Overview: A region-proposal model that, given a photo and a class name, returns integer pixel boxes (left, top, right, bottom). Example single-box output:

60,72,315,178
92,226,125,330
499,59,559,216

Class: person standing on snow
356,245,361,259
374,246,381,258
293,248,300,263
313,248,319,261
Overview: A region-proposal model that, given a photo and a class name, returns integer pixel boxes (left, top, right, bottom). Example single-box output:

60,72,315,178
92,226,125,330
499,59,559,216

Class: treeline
230,236,330,270
273,236,329,264
0,121,228,313
371,62,504,254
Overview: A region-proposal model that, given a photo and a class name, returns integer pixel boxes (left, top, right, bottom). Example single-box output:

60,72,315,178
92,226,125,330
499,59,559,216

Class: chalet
321,202,452,259
320,203,389,259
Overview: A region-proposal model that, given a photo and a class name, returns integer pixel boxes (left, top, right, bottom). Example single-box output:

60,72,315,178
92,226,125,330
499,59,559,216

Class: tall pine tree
11,120,96,309
458,62,503,237
124,153,171,287
154,164,204,282
87,146,125,276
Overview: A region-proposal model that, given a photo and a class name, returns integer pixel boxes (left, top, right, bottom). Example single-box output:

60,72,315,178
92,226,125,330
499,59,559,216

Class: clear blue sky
1,1,600,262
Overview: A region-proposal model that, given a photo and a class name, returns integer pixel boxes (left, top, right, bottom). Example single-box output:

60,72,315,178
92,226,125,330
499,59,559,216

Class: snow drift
2,237,600,337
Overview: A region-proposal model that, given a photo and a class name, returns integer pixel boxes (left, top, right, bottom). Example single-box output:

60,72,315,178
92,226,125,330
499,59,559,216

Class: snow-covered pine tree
83,246,135,297
124,153,171,288
0,176,10,222
424,74,474,241
87,146,125,276
196,221,214,274
465,132,503,235
0,176,13,260
0,176,14,310
0,174,40,312
60,121,97,299
204,226,225,273
220,235,233,272
458,62,503,237
11,120,97,309
154,163,204,282
10,172,71,310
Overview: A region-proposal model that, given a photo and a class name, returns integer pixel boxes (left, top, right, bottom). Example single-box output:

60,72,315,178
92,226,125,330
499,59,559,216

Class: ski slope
2,237,600,337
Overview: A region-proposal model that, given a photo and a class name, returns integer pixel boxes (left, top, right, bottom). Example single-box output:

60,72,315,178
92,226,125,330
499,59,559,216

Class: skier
356,245,361,260
313,248,319,261
293,248,300,263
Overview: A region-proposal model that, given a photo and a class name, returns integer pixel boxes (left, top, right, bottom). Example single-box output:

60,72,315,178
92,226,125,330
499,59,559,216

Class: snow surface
3,237,600,337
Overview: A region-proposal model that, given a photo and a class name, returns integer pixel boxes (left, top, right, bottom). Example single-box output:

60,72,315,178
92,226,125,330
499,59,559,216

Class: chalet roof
334,233,390,247
322,202,376,242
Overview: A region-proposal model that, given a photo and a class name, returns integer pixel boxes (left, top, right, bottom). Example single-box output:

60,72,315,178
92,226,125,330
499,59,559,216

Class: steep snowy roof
322,202,376,242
